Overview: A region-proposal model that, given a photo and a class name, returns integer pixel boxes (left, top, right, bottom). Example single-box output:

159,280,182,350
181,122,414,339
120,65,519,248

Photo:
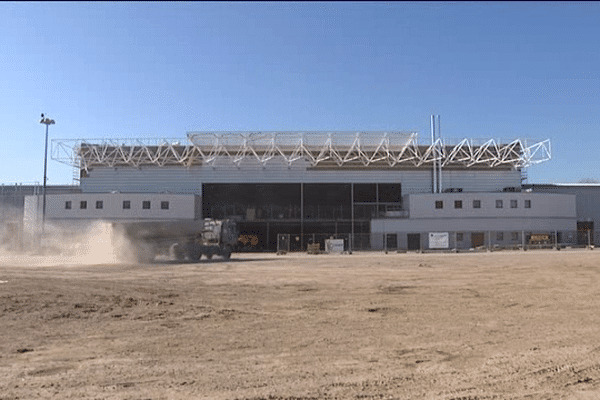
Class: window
378,183,402,202
142,201,151,210
510,199,518,208
525,199,531,209
454,200,462,209
456,232,463,241
353,183,377,203
512,231,519,241
96,200,103,209
80,200,87,210
473,200,481,209
435,200,443,209
497,232,504,241
496,199,503,209
161,201,169,210
65,201,72,210
123,200,131,210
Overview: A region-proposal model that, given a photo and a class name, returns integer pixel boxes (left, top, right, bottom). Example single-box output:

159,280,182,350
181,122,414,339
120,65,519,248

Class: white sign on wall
429,232,449,249
325,239,345,253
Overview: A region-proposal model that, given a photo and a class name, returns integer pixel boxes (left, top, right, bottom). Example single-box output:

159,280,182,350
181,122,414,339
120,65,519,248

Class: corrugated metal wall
526,184,600,245
81,158,521,195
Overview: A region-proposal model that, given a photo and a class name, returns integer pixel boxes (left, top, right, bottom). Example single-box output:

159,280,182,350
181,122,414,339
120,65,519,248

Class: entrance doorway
407,233,420,251
471,232,485,248
386,234,398,250
577,221,594,245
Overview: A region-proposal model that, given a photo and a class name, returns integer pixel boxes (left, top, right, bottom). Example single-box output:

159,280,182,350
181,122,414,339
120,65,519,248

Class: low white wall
407,193,576,219
24,193,201,223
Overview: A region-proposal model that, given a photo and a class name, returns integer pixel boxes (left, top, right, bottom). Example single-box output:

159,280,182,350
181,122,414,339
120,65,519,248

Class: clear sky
1,2,598,186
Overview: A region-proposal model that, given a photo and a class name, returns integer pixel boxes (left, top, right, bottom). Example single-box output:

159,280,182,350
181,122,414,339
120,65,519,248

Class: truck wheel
185,242,202,262
222,246,232,260
135,243,155,263
170,243,185,260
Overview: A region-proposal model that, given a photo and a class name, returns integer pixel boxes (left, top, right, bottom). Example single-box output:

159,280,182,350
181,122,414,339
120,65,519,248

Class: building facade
371,192,577,250
525,184,600,246
36,131,561,251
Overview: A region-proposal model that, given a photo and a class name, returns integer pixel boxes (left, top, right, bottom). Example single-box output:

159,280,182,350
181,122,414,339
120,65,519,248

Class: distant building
524,183,600,247
30,129,578,251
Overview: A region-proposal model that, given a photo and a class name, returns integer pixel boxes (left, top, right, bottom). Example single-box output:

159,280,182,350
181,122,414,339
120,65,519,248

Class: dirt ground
1,249,600,400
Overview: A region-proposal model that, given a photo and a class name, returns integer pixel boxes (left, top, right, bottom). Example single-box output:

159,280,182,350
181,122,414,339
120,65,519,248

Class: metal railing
207,203,408,221
275,230,593,253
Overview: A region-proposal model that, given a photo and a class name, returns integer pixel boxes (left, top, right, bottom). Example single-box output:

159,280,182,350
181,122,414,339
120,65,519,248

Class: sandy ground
1,250,600,399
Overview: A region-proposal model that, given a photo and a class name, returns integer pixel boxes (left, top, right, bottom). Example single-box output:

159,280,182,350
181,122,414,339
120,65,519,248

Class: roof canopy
52,131,551,171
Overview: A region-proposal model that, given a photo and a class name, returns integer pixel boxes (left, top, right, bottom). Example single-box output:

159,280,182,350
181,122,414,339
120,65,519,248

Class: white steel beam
50,131,550,172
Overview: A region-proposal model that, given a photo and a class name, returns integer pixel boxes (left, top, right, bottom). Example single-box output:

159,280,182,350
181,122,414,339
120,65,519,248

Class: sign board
325,239,344,253
428,232,449,249
529,233,551,245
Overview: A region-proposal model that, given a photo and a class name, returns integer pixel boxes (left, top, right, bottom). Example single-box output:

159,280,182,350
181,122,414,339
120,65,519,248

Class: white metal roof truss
51,132,551,172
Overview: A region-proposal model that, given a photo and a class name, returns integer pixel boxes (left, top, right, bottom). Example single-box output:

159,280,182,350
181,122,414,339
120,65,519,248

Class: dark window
497,232,504,241
303,183,352,220
161,201,169,210
65,201,72,210
353,183,377,203
525,199,531,209
435,200,443,209
202,183,303,220
496,200,503,209
80,200,87,210
512,231,519,241
473,200,481,209
96,200,103,209
378,183,402,202
454,200,462,209
123,200,131,210
142,201,151,210
456,232,463,241
510,199,518,208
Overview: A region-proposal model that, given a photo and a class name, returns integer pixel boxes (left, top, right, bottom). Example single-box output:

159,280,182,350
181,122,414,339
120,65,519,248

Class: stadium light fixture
40,113,55,236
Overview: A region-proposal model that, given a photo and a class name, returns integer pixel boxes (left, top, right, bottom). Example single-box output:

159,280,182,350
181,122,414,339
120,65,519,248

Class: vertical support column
300,182,304,251
587,229,591,248
351,182,354,249
431,115,437,193
348,233,352,254
376,183,379,218
437,115,442,193
384,232,387,254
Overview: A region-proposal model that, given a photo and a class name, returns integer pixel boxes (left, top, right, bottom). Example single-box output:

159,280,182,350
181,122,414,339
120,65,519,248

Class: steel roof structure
52,131,551,171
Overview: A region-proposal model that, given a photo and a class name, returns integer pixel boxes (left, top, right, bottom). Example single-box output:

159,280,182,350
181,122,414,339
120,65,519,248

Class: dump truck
23,193,238,262
112,218,238,262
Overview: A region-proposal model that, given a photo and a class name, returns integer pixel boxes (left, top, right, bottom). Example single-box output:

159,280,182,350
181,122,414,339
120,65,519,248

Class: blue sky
1,2,598,185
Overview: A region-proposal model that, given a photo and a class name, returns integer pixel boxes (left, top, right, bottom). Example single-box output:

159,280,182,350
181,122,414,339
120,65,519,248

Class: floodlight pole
40,115,55,237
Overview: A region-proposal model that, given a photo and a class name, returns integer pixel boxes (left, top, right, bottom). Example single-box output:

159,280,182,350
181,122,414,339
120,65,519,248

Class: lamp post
39,114,55,236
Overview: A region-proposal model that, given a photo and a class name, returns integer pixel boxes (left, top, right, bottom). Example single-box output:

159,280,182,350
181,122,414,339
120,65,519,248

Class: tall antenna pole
437,115,442,193
431,115,436,193
40,114,55,239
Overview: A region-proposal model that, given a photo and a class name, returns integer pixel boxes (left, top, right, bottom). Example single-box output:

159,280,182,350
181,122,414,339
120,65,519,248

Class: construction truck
23,193,238,262
112,218,238,262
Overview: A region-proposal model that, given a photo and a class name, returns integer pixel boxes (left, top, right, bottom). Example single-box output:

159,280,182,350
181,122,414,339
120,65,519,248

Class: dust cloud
0,221,138,267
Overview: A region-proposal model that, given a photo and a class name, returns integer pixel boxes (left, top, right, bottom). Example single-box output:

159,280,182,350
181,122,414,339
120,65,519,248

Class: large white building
35,128,582,251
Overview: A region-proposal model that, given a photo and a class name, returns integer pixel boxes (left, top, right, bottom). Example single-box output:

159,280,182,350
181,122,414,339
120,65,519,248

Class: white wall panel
407,193,576,219
25,193,201,221
81,159,521,195
372,217,576,235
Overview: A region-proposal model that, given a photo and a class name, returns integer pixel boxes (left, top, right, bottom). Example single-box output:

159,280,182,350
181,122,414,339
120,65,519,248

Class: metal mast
431,115,437,193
